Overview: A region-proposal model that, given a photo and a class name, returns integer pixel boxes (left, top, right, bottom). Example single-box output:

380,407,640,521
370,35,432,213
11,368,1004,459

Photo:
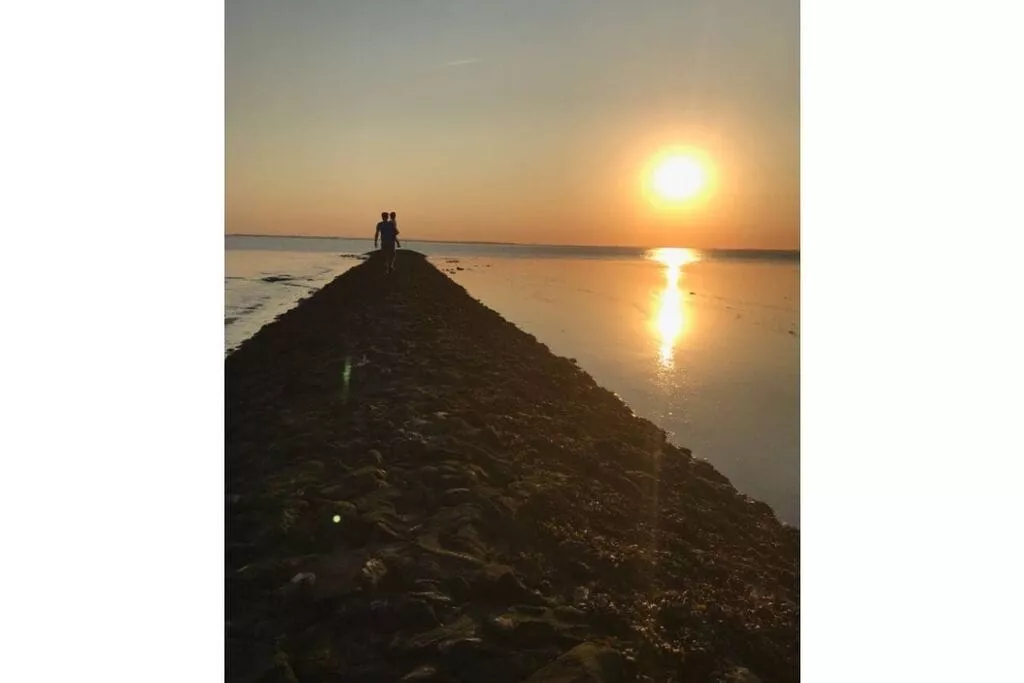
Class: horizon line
225,233,800,254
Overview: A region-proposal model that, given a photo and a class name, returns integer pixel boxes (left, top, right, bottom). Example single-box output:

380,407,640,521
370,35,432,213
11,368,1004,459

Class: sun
651,154,706,202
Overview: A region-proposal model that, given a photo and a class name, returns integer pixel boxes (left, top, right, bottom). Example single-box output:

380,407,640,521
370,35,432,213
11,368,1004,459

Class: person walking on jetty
374,210,400,274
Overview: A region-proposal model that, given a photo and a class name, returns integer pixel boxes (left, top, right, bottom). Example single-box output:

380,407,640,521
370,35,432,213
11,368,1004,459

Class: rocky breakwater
226,250,799,683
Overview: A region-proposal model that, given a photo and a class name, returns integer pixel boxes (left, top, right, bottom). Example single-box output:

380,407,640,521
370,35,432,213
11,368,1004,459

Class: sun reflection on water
647,248,699,368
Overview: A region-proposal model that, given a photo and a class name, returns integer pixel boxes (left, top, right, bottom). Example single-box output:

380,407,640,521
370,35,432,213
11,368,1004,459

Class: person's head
381,211,388,221
389,211,396,221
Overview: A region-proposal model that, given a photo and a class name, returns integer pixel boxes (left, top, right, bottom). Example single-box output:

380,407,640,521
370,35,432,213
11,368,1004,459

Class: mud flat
226,250,798,682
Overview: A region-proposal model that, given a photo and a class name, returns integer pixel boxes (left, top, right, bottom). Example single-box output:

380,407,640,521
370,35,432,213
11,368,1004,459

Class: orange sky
227,0,799,250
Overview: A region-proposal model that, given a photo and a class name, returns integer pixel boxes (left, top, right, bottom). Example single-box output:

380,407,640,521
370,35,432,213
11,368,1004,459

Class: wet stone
360,557,388,590
722,666,763,682
484,612,559,647
441,487,473,506
553,605,588,623
477,564,547,605
401,665,439,681
350,465,388,485
323,500,358,519
367,597,439,632
512,604,550,617
521,642,625,683
299,460,326,476
398,614,479,653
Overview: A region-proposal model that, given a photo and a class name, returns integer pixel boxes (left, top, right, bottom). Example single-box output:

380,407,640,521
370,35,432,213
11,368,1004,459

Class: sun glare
651,247,699,269
642,148,713,208
652,156,705,201
647,248,700,367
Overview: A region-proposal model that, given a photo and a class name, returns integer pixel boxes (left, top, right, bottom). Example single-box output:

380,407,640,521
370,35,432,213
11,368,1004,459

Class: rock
482,425,504,446
417,465,441,481
434,575,470,604
261,649,300,683
409,590,454,605
721,666,763,682
521,642,625,682
462,412,486,428
587,593,611,611
615,475,644,497
371,520,405,541
484,610,559,647
299,460,326,476
290,571,316,585
399,614,479,652
367,597,440,632
275,571,316,603
350,465,388,489
566,559,593,581
352,486,401,514
746,498,777,519
308,552,371,601
402,665,439,681
325,500,358,519
441,487,474,505
447,522,488,559
586,607,631,639
477,564,546,605
360,556,388,590
318,483,348,498
513,604,550,617
392,436,430,459
553,605,588,624
692,459,731,486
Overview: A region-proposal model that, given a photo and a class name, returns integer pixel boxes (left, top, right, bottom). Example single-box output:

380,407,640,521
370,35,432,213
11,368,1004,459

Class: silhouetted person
374,210,400,274
389,212,401,265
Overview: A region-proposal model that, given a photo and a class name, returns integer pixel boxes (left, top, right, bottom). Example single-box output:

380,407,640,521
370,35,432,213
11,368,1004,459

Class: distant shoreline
225,233,800,256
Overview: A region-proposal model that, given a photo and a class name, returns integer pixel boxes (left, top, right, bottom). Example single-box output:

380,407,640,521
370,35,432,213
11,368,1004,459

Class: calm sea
226,235,800,525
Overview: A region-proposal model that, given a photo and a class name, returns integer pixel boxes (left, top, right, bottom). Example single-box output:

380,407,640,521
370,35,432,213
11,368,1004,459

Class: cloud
445,57,481,67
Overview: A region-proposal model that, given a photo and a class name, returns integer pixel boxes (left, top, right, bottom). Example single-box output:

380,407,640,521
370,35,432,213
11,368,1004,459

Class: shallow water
225,247,365,352
226,236,799,525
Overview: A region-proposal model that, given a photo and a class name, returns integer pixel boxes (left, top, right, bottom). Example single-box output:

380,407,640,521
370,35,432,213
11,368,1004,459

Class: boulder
521,642,624,683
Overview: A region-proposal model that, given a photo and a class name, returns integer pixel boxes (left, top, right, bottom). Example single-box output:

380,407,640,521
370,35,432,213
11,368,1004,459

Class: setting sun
652,155,706,201
655,157,704,202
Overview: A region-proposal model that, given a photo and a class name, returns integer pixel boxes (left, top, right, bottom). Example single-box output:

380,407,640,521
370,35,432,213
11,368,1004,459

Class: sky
226,0,799,249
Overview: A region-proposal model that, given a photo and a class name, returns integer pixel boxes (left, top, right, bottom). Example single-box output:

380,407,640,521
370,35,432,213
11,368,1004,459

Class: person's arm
374,223,380,249
395,224,401,248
